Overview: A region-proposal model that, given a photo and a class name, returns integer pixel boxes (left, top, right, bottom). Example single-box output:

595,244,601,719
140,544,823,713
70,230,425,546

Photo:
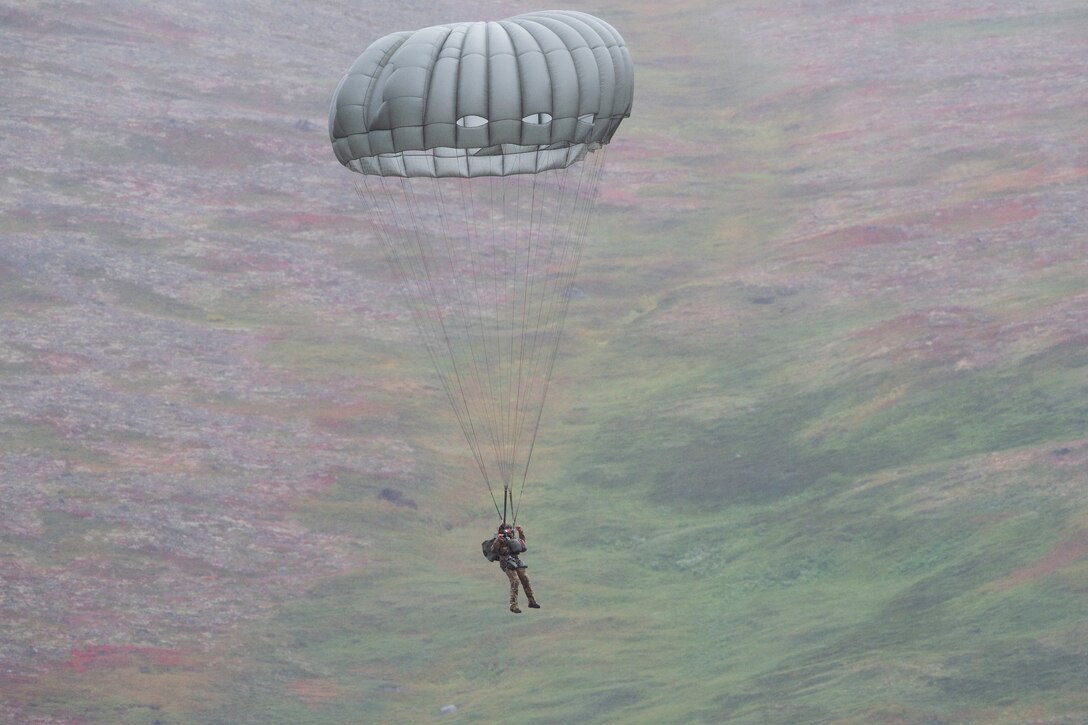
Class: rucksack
482,536,500,561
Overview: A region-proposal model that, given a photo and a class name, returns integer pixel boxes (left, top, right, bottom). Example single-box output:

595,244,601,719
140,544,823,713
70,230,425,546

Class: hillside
1,1,1086,723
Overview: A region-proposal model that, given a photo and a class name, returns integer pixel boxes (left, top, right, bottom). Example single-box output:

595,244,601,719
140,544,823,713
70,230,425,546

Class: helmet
498,523,513,535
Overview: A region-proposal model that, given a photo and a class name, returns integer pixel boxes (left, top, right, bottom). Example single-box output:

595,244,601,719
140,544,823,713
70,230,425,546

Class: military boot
510,604,522,614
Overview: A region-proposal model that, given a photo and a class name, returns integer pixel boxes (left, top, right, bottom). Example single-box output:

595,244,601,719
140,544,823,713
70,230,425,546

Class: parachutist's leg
518,570,539,608
506,569,522,613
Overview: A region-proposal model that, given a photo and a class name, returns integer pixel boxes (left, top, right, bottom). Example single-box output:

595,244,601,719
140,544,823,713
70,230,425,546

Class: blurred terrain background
1,1,1086,722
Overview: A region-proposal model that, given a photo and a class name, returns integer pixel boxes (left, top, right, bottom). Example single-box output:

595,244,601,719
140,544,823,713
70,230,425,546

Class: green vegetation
184,187,1088,720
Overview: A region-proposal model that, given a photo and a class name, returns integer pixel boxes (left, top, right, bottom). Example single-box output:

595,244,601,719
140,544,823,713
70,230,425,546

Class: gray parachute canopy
329,10,634,178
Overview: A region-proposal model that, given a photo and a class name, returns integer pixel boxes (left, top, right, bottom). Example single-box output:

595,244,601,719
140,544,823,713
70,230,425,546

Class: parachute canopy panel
329,10,634,178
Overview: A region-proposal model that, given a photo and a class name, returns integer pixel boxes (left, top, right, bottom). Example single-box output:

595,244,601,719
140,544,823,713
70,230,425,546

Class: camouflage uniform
491,526,539,613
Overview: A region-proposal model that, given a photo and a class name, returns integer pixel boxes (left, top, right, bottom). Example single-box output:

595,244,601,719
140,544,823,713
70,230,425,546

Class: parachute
329,11,634,520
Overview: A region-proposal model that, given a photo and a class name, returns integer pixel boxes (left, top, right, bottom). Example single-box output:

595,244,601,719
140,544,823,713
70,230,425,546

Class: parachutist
484,523,539,613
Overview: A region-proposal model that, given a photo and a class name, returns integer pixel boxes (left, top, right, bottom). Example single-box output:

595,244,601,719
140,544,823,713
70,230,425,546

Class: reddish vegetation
312,400,394,432
1047,440,1088,470
848,9,985,26
197,252,293,273
815,128,862,143
39,352,94,375
930,198,1039,233
289,677,343,705
851,307,973,336
309,472,339,488
595,186,642,207
66,645,192,673
986,531,1088,592
798,223,914,250
261,211,356,232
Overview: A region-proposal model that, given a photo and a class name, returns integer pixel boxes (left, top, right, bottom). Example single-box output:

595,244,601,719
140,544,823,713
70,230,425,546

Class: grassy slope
5,1,1086,723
